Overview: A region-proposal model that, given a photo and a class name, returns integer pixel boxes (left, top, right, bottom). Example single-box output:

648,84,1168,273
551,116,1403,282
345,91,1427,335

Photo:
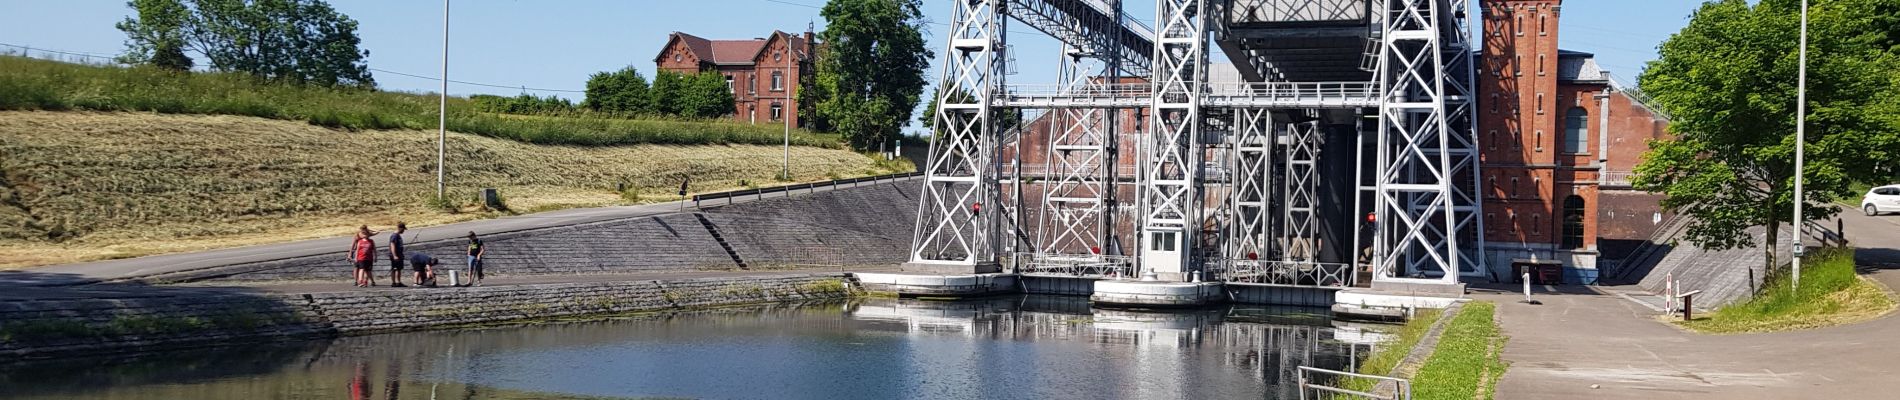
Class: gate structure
908,0,1486,289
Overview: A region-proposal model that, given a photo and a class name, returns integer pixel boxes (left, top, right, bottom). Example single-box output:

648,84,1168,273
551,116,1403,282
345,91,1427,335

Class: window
771,71,784,91
1514,55,1522,76
1510,211,1519,233
1490,94,1498,113
674,54,681,62
1515,15,1523,36
1488,176,1498,198
1538,54,1546,76
1539,14,1548,36
1488,129,1498,150
1562,195,1586,248
1564,108,1589,153
725,75,735,93
1485,213,1497,232
1536,93,1545,114
1513,130,1523,150
1511,177,1521,198
770,103,783,121
749,74,757,94
1533,177,1543,198
1151,232,1177,252
1535,130,1544,152
774,51,782,61
1532,214,1543,235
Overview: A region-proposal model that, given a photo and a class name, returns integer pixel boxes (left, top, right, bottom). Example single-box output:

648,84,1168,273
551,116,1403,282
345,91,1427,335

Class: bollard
1519,272,1541,305
1682,295,1693,321
449,270,460,287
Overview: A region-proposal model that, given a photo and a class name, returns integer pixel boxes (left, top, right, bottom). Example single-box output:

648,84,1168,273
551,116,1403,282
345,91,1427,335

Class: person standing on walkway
466,231,487,286
387,222,408,288
351,226,378,287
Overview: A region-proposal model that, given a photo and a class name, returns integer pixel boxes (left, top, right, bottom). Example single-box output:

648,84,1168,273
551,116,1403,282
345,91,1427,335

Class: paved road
2,177,916,287
1487,211,1900,399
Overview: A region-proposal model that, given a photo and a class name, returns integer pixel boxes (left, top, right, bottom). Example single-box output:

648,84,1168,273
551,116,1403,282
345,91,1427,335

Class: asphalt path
1486,210,1900,399
2,177,916,287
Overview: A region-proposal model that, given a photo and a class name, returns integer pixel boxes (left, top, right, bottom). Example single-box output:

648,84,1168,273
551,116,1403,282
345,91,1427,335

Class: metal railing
1001,81,1379,108
1297,366,1411,400
692,171,922,207
1210,259,1355,287
1014,252,1136,278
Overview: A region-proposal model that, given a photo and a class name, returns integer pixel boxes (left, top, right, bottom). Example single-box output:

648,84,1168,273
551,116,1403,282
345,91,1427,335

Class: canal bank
0,273,856,360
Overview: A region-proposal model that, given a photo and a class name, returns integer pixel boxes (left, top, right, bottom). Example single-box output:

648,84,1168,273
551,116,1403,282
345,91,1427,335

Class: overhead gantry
908,0,1486,290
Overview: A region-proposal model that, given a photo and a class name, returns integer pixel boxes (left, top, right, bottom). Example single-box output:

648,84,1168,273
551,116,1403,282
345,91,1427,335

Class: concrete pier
1089,280,1225,307
852,272,1015,297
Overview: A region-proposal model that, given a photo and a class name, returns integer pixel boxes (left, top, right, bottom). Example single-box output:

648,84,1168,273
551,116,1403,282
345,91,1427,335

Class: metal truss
910,0,1007,268
1139,0,1209,279
1359,0,1483,283
1224,108,1275,264
1034,49,1113,259
1007,0,1154,77
1282,114,1321,264
1017,252,1137,277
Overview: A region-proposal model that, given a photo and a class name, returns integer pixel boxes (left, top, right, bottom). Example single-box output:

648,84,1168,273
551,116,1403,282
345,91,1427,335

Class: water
0,296,1384,400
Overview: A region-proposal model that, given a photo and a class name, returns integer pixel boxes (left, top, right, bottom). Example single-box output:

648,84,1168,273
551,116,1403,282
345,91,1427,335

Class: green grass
1340,308,1443,393
0,55,839,148
1678,247,1896,333
1412,301,1508,400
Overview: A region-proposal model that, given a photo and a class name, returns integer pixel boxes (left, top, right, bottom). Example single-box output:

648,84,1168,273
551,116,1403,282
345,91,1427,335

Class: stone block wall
700,182,918,267
0,274,854,360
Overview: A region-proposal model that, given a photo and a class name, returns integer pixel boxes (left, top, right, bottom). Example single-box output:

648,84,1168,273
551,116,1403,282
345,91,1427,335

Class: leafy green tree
116,0,195,71
1635,0,1900,272
118,0,373,87
679,70,735,119
583,66,652,115
814,0,932,149
649,70,688,116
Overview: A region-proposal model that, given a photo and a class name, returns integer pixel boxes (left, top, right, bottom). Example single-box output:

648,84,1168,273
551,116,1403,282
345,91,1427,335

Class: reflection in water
0,297,1382,400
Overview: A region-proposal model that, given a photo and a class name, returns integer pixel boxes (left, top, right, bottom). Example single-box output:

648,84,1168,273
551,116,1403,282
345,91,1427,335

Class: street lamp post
437,0,450,199
1793,0,1809,290
783,37,793,181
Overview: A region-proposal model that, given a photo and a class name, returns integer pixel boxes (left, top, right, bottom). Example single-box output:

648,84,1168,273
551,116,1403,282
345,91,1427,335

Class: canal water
0,296,1385,400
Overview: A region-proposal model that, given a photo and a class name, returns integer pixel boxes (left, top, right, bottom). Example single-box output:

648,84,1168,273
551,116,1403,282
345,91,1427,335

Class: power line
369,68,585,93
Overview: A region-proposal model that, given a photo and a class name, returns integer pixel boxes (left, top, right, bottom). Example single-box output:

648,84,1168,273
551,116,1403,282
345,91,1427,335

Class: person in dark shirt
387,222,408,288
408,253,439,287
466,231,487,286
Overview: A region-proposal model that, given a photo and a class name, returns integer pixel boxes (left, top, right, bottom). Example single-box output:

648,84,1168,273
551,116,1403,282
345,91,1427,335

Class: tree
583,66,653,115
814,0,933,149
115,0,195,71
649,70,688,116
678,70,735,119
117,0,373,87
1635,0,1900,274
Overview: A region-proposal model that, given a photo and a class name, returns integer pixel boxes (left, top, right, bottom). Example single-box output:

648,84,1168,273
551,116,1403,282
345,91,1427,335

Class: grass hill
0,111,906,269
0,56,912,269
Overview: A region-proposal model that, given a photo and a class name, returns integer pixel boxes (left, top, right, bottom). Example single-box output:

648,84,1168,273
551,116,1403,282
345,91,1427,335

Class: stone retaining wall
0,274,854,360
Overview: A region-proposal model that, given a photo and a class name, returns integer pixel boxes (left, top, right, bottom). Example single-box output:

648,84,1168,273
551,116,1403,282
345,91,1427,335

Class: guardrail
1297,366,1411,400
1014,252,1135,277
691,171,922,208
1210,259,1355,287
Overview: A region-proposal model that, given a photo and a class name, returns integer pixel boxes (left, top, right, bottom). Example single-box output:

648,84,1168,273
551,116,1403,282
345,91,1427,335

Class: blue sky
1,0,1697,134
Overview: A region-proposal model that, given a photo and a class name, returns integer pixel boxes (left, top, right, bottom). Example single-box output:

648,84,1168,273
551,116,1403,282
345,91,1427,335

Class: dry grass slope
0,111,907,268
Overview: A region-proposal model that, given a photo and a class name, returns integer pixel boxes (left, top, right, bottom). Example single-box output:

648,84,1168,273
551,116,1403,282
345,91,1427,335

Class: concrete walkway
0,176,916,287
1487,211,1900,399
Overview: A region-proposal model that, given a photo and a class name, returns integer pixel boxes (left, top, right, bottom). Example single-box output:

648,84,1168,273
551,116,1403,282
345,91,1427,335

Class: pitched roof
657,31,820,66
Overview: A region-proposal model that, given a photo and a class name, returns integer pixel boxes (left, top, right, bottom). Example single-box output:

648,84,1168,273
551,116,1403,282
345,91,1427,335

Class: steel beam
909,0,1008,271
1139,0,1209,280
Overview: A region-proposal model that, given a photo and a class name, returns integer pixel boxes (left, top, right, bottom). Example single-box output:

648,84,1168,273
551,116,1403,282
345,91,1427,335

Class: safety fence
1296,366,1411,400
692,172,922,207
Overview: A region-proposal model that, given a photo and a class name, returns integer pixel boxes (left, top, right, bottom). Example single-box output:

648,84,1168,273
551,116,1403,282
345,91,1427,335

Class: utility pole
437,0,450,199
1793,0,1809,290
783,33,793,181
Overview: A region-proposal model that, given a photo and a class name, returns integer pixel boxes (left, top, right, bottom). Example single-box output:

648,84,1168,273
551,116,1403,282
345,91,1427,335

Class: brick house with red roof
655,30,817,128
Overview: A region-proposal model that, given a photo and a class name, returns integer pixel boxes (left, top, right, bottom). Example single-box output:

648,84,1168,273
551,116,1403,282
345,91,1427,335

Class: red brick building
1478,0,1671,281
654,30,816,127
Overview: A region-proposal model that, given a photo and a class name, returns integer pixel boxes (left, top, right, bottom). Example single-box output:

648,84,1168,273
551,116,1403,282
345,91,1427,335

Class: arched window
1565,108,1589,153
1562,195,1586,249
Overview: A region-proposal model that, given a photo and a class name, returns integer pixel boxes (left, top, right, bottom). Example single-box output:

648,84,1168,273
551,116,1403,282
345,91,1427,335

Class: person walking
409,252,440,287
387,222,408,288
466,231,487,286
351,226,378,287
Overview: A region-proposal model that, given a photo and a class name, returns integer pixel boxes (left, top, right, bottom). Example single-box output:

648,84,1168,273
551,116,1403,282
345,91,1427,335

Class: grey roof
1556,49,1608,83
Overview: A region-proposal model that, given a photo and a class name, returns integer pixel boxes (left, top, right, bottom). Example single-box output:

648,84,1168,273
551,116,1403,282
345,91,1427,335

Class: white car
1863,185,1900,216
